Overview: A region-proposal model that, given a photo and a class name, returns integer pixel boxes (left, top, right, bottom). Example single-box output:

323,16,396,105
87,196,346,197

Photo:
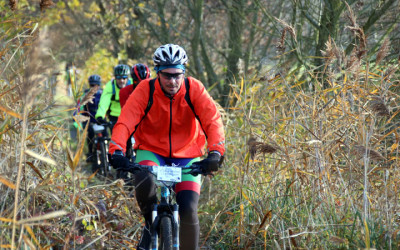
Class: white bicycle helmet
153,44,188,65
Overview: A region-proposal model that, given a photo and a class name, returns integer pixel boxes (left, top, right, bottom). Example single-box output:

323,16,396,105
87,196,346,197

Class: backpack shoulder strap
144,78,156,116
112,80,116,94
184,78,197,119
184,77,207,138
111,80,117,101
134,78,156,133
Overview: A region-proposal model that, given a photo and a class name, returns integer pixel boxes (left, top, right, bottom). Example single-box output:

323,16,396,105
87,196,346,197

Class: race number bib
157,166,182,182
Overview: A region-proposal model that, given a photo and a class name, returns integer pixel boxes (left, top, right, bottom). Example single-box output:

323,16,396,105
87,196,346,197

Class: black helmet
131,64,151,83
88,74,101,85
114,64,130,76
153,44,188,66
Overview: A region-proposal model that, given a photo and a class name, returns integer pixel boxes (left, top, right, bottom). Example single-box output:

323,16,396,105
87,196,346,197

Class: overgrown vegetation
204,39,400,249
1,0,399,249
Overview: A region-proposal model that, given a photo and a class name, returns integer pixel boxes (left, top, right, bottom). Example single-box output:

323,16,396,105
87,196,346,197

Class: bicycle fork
172,204,179,249
151,205,158,250
150,188,179,249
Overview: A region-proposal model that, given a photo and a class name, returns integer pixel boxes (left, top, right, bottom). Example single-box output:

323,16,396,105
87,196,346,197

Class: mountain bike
121,161,214,250
92,123,112,177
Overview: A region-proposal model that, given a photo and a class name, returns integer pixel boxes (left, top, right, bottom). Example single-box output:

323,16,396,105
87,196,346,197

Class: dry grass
0,13,144,248
201,30,399,250
1,3,399,250
198,4,399,248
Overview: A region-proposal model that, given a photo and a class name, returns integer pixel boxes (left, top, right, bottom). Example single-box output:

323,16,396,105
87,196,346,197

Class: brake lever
185,168,202,176
186,168,215,177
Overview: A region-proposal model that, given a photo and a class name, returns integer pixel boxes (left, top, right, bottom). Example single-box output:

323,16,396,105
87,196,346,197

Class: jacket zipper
169,97,173,158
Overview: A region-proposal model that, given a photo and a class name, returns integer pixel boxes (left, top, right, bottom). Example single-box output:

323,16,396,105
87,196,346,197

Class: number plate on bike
92,124,105,133
157,166,181,182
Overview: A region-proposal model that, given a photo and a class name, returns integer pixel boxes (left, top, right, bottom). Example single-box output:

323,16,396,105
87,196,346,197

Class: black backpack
134,78,206,137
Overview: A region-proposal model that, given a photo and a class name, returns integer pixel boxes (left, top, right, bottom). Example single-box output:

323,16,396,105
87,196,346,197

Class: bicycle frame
151,184,180,249
122,163,209,250
92,123,111,176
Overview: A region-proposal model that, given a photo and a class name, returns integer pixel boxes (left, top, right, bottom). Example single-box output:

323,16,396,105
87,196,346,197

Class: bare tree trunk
200,38,219,89
186,0,207,84
96,0,121,58
125,0,145,60
156,0,170,44
224,0,245,105
345,0,398,55
314,0,342,88
244,4,258,73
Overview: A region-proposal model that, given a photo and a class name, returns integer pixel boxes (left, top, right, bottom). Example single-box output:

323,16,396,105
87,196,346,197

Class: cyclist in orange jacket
109,44,225,249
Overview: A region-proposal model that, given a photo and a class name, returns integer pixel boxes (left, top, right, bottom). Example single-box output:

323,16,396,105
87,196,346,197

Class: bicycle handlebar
119,162,214,177
96,121,113,127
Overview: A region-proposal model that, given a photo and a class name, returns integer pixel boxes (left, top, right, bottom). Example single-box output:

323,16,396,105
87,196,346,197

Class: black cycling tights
134,171,200,250
176,190,200,250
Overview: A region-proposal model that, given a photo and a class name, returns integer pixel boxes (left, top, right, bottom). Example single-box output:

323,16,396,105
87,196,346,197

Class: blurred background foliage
0,0,399,248
4,0,399,102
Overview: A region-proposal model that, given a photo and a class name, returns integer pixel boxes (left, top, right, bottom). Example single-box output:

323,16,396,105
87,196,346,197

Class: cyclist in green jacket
95,64,131,130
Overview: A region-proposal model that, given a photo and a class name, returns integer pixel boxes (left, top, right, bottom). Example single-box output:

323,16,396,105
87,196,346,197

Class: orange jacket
109,77,225,158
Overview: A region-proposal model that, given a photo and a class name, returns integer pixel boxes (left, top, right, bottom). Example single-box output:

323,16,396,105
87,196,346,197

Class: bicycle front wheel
159,216,173,250
99,141,108,177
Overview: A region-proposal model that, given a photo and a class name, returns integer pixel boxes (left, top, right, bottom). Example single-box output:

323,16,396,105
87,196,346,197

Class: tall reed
200,30,399,249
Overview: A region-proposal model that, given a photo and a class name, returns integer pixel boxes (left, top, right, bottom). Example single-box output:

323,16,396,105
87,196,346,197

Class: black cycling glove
97,117,107,125
110,151,129,170
199,151,223,172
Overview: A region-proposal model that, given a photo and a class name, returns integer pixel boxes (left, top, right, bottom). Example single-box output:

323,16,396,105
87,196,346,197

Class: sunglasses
115,75,128,80
159,71,184,80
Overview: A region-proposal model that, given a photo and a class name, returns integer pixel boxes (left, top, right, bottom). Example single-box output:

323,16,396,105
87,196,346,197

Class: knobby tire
99,141,108,177
94,142,101,172
160,216,173,250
